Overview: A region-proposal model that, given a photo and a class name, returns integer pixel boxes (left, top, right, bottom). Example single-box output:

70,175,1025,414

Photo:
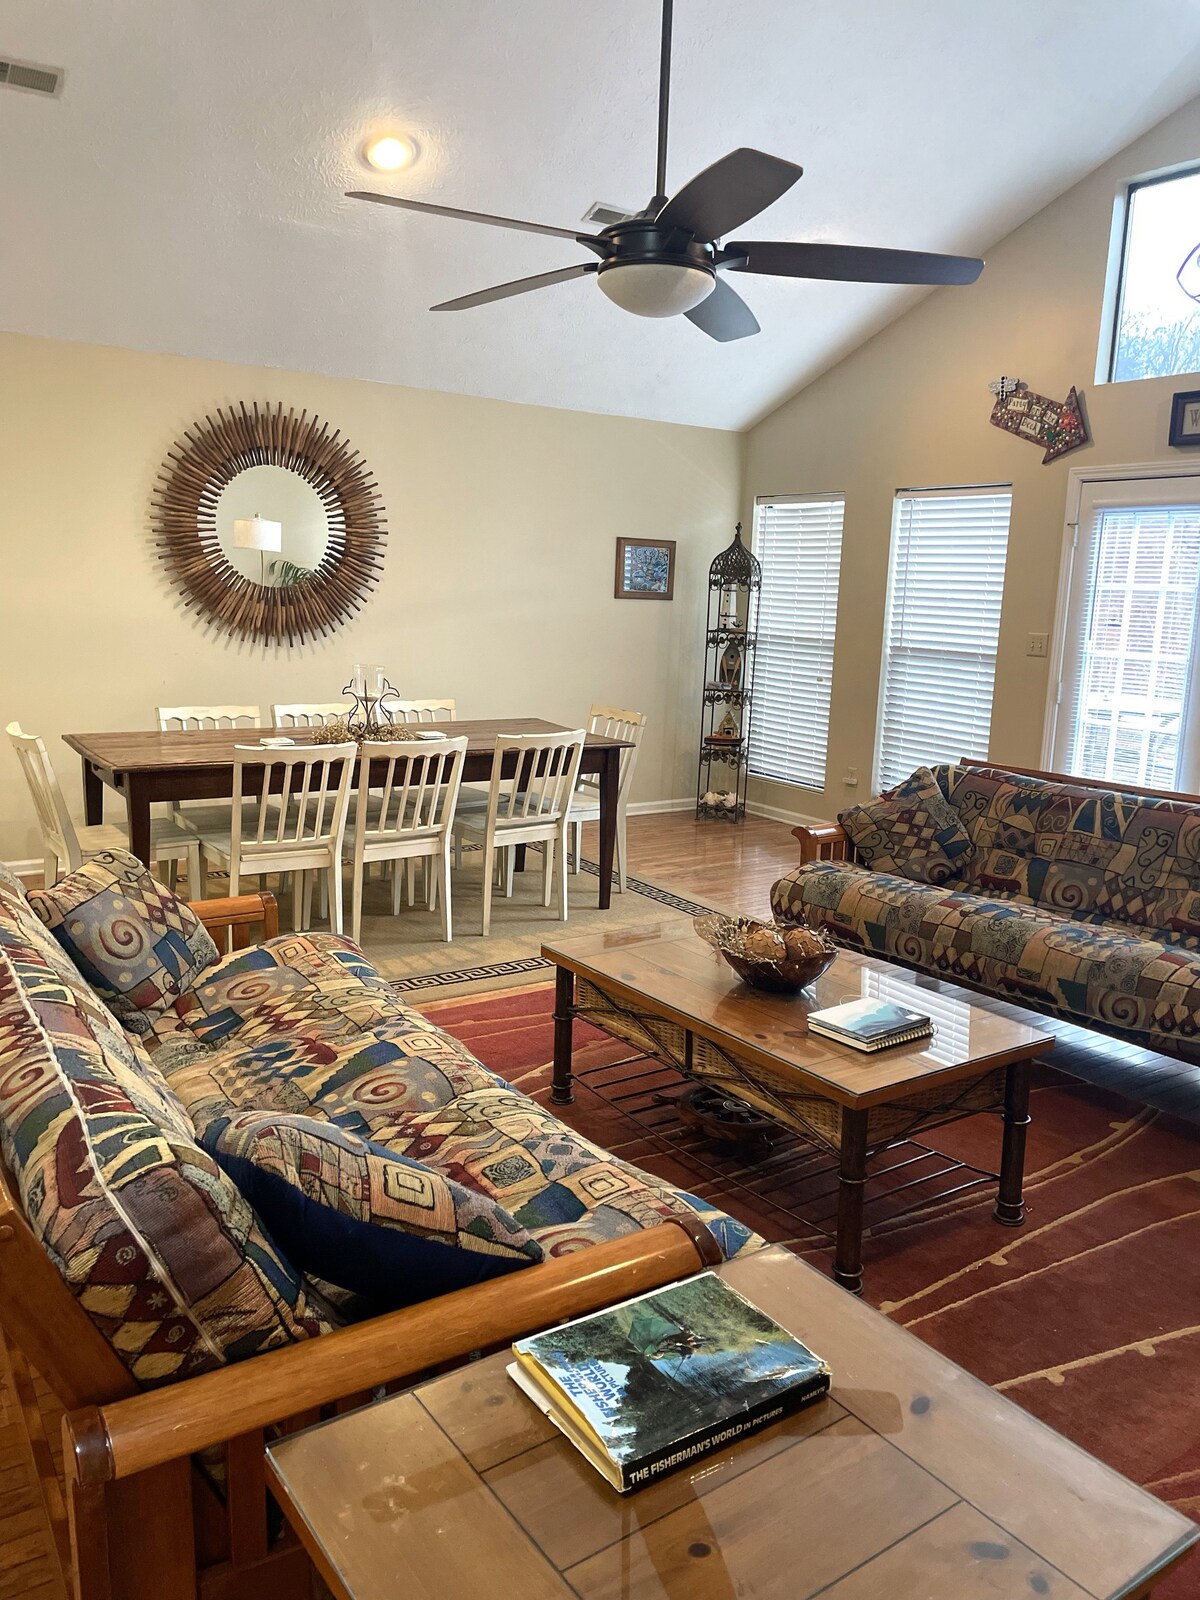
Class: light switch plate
1026,632,1049,658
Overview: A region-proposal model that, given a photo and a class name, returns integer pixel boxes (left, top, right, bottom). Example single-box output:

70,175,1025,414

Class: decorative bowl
693,913,837,995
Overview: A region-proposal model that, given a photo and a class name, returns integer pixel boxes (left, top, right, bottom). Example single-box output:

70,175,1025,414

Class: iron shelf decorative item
696,523,761,821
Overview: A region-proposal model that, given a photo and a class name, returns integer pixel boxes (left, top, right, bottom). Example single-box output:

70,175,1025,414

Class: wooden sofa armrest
791,821,850,865
188,891,279,948
65,1218,718,1488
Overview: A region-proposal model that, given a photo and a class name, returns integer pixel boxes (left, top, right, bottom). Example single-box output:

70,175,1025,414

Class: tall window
877,488,1011,790
748,494,844,789
1051,477,1200,789
1108,165,1200,383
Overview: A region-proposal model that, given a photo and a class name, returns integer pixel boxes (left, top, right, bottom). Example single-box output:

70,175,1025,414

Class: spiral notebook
806,996,932,1052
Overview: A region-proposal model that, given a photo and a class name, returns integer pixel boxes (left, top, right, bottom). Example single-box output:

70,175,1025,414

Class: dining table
63,718,630,911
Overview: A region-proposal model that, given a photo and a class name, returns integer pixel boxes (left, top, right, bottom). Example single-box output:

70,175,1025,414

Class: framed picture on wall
614,537,676,600
1169,390,1200,447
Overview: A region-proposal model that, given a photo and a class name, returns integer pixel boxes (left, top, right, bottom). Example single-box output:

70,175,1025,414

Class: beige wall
0,332,741,862
744,95,1200,825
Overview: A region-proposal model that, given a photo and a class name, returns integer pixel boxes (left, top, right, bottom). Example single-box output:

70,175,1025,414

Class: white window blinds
877,488,1011,790
748,494,845,789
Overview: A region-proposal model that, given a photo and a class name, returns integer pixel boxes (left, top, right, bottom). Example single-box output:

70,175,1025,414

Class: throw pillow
839,767,974,886
29,849,218,1035
199,1110,543,1308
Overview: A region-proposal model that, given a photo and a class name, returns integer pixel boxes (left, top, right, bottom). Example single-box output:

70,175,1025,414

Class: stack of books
806,997,933,1052
509,1271,830,1493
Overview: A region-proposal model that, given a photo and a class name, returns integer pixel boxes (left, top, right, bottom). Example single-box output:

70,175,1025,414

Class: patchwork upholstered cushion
199,1111,541,1307
364,1084,759,1261
0,868,327,1384
840,767,973,886
29,850,218,1035
931,767,1200,940
771,858,1200,1060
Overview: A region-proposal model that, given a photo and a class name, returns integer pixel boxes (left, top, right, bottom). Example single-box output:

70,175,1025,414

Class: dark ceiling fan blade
655,149,804,243
722,239,984,286
685,276,760,341
347,191,603,246
431,263,597,311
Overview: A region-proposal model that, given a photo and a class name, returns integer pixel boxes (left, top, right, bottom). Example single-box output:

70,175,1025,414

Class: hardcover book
807,996,932,1052
509,1270,830,1493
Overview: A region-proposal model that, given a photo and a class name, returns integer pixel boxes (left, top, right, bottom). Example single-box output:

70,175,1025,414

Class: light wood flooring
2,810,1197,1598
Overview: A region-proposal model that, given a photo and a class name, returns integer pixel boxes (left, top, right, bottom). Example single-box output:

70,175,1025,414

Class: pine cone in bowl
694,914,837,994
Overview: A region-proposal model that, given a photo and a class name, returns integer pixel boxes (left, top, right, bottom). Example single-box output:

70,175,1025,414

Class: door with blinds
876,487,1012,791
748,494,845,790
1049,475,1200,790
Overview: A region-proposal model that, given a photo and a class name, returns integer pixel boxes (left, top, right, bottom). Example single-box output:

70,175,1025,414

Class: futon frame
0,892,721,1600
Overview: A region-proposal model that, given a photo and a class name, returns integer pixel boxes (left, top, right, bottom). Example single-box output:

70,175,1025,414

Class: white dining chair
567,705,647,892
7,723,202,892
452,729,585,935
348,737,469,945
155,705,263,836
195,744,357,935
381,697,457,725
271,703,352,729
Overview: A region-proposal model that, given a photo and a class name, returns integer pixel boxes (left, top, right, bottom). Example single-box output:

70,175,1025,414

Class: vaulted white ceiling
4,2,1200,429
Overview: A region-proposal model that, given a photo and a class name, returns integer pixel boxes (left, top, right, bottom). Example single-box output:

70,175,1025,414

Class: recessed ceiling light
363,135,415,173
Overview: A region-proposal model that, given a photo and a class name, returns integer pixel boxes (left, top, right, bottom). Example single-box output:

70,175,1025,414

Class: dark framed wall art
614,537,676,600
1169,390,1200,447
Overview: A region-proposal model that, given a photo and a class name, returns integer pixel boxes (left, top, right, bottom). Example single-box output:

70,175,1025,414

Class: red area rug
427,981,1200,1594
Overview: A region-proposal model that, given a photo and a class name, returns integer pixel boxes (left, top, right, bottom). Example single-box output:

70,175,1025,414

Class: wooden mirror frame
151,402,387,645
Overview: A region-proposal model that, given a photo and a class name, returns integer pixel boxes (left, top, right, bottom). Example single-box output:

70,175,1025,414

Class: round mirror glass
215,465,330,587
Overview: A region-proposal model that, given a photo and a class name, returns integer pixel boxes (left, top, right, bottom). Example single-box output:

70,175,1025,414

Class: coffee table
541,925,1053,1292
264,1245,1198,1599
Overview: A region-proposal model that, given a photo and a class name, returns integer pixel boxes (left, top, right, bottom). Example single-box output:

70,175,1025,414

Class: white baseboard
744,800,832,827
2,858,40,882
626,798,694,815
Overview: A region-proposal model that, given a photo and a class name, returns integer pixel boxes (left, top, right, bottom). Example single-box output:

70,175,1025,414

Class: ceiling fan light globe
597,262,715,318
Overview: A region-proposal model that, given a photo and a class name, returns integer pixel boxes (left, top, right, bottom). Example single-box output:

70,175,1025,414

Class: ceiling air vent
583,201,637,227
0,57,64,97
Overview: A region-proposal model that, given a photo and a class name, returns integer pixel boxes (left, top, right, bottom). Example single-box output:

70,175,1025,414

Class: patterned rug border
387,859,719,994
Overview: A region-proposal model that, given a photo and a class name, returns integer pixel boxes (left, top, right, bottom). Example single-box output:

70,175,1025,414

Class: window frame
1044,459,1200,784
874,483,1012,793
747,490,846,792
1099,160,1200,386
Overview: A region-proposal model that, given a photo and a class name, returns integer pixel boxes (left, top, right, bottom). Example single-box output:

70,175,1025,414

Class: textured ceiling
3,1,1200,429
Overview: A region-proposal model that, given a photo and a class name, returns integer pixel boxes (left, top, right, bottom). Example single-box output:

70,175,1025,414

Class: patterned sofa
0,856,756,1391
772,763,1200,1064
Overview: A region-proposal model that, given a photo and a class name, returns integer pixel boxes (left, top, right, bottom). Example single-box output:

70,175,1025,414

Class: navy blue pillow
199,1111,541,1309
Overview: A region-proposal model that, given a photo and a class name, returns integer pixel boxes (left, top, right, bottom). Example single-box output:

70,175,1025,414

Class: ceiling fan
347,0,984,341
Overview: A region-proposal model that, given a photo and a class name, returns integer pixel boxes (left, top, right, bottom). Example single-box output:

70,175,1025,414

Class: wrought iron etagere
696,523,761,821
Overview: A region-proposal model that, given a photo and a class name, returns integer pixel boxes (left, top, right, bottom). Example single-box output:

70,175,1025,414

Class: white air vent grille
583,201,636,227
0,57,64,96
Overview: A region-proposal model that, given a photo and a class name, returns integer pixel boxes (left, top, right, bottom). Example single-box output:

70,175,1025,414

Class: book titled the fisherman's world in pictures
807,996,933,1052
509,1271,831,1493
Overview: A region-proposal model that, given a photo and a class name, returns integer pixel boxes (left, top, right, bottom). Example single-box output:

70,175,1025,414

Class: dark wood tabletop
63,719,628,772
265,1245,1198,1600
64,719,631,911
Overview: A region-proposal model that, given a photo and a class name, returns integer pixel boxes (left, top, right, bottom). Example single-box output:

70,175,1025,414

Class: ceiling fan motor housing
594,220,717,317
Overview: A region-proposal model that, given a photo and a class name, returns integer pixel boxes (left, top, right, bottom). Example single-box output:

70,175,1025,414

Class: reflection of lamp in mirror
233,513,282,585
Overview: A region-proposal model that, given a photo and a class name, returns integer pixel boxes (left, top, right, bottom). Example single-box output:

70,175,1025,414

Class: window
1109,165,1200,383
877,488,1011,790
748,494,844,789
1051,476,1200,789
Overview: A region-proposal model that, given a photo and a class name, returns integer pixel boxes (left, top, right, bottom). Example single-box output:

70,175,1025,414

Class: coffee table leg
551,966,575,1105
833,1109,869,1295
995,1058,1032,1227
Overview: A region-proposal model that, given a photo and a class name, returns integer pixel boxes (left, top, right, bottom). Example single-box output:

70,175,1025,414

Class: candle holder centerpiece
313,664,414,744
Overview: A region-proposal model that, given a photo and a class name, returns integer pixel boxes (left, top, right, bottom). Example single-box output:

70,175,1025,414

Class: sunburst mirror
151,402,387,645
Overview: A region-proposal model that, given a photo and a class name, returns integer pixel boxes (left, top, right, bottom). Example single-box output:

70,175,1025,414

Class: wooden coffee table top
265,1246,1197,1600
542,924,1052,1109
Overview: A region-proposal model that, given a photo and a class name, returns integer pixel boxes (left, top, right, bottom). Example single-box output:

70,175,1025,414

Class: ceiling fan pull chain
652,0,674,211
